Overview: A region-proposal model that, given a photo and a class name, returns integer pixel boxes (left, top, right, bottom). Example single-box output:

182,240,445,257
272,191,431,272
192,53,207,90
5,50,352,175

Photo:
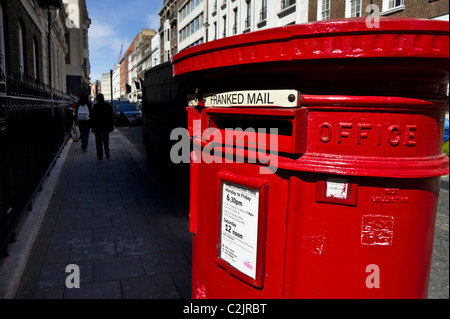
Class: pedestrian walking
91,93,114,160
75,93,92,152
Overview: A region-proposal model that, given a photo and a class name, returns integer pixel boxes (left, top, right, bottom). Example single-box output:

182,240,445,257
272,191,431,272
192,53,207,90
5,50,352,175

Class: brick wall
308,0,449,21
395,0,449,19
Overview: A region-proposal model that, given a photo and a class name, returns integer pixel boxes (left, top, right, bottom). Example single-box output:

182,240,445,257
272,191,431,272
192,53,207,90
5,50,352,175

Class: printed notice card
220,182,259,279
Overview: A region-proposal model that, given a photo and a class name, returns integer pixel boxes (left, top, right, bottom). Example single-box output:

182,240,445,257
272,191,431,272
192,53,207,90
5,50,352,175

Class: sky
86,0,162,82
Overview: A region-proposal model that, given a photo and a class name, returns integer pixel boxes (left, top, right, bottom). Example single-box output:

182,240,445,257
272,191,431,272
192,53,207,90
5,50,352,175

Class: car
114,103,142,126
444,117,449,157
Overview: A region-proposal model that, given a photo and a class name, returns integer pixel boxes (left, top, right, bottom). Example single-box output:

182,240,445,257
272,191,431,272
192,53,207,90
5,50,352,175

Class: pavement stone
13,128,192,299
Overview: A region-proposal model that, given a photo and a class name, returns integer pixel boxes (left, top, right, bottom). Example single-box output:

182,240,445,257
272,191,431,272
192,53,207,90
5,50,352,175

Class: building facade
159,0,180,62
128,29,156,102
63,0,91,97
119,41,134,98
155,0,449,64
309,0,449,22
1,0,72,94
101,72,112,101
1,0,89,256
150,32,161,67
178,0,207,51
112,63,120,99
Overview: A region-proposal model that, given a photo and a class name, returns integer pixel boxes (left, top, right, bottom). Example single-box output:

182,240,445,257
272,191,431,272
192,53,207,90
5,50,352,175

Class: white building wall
151,33,161,66
128,52,138,102
163,19,171,60
207,0,308,42
178,0,207,51
112,64,121,100
101,72,112,101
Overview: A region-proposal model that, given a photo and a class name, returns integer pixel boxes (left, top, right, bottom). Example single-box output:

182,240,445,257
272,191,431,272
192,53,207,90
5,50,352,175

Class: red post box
172,18,449,299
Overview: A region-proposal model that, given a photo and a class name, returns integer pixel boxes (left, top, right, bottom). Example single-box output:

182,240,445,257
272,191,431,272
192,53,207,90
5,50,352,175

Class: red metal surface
174,18,449,299
173,18,448,79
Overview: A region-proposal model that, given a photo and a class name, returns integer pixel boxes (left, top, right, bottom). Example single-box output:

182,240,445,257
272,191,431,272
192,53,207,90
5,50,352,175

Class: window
33,37,39,80
0,4,6,86
317,0,330,21
18,21,26,74
389,0,404,9
281,0,295,11
245,0,251,29
180,0,203,21
321,0,330,20
179,13,204,41
345,0,361,17
350,0,361,17
233,8,238,35
83,30,87,49
381,0,404,14
223,15,227,37
260,0,267,21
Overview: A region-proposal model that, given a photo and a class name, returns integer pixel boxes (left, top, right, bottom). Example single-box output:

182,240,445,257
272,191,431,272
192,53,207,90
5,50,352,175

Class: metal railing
0,67,76,257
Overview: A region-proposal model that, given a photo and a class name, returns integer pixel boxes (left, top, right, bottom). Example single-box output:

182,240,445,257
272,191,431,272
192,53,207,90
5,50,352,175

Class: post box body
172,18,449,299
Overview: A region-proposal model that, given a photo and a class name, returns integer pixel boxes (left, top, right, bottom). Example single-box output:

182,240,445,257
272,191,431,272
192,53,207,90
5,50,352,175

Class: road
429,174,449,299
120,125,449,299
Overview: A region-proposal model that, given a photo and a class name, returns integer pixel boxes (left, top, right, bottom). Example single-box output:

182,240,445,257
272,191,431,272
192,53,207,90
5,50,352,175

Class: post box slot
203,108,307,154
212,116,293,137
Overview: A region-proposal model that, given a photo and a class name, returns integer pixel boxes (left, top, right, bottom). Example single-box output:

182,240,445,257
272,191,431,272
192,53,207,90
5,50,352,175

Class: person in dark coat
75,93,92,152
90,94,114,160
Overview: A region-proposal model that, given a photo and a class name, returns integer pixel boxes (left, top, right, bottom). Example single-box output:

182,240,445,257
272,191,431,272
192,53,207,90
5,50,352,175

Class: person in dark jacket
75,93,92,152
90,94,114,160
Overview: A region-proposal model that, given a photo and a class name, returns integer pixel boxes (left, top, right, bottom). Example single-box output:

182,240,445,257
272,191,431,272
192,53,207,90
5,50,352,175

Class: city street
429,173,449,299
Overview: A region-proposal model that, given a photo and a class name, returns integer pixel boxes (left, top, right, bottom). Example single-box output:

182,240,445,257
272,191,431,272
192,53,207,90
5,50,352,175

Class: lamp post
38,0,61,100
110,69,113,104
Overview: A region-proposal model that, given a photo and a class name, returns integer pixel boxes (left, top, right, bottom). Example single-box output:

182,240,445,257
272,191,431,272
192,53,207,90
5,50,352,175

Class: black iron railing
0,67,76,257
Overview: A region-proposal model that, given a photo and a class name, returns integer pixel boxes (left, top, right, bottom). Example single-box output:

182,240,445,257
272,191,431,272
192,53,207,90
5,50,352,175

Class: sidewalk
14,129,192,299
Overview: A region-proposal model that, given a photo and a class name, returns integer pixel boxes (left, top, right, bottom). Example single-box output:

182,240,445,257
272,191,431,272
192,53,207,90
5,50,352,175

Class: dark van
142,61,192,168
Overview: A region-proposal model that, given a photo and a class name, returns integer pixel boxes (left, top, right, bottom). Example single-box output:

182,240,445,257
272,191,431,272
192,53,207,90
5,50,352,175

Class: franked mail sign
201,89,298,107
220,182,259,279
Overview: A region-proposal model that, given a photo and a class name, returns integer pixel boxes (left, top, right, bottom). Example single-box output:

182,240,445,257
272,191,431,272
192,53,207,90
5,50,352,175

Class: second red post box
172,18,449,299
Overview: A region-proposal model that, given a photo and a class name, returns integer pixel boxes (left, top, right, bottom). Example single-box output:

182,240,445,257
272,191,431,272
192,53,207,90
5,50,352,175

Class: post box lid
172,18,449,81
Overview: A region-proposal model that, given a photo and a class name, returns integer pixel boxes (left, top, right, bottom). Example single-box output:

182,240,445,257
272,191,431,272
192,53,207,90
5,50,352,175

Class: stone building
0,0,90,257
1,0,69,94
159,0,180,62
63,0,91,96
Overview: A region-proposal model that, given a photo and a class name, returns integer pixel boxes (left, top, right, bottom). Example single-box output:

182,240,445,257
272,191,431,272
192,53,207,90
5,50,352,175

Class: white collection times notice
220,181,259,280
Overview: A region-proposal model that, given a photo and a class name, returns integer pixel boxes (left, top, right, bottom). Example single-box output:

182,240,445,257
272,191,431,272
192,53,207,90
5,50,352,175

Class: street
429,174,449,299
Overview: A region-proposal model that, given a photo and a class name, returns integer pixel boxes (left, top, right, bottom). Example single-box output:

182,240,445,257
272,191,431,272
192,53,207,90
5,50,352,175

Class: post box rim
172,17,449,78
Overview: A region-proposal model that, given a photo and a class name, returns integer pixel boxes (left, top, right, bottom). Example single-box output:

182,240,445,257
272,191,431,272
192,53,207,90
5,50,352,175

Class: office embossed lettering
318,122,418,147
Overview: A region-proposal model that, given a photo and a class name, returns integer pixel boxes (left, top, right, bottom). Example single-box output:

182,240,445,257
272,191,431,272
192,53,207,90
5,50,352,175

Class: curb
0,139,73,299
